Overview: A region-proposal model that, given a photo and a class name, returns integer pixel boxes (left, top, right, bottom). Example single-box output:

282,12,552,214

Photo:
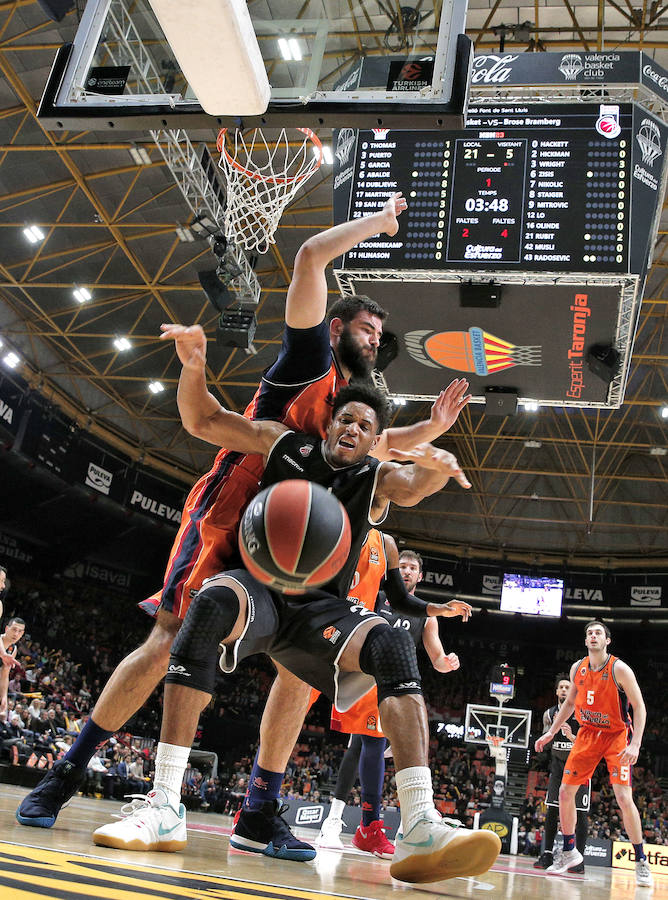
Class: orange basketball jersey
329,529,388,737
345,529,388,612
573,654,632,733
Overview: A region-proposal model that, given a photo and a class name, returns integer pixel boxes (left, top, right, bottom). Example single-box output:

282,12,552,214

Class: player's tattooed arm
535,661,579,751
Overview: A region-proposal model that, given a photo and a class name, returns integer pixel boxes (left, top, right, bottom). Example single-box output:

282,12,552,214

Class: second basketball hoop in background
217,127,323,254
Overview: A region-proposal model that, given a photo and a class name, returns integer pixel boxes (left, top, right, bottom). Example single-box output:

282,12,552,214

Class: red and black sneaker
352,820,395,859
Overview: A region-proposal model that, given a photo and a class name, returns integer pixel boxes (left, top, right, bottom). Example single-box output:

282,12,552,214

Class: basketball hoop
216,127,323,254
486,734,506,759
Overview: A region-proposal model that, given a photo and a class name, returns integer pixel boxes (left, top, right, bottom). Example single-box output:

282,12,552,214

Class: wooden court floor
0,785,664,899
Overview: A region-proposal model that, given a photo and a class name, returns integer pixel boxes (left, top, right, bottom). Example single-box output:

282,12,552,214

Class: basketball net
216,127,323,254
487,734,507,777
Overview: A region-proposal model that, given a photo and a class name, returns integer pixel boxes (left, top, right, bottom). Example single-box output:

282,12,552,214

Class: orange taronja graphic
406,328,542,375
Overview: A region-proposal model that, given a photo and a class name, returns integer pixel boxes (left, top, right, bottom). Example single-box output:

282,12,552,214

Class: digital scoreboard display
338,106,634,273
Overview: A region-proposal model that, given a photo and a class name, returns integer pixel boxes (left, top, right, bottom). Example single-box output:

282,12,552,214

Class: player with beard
535,621,651,887
533,675,589,873
17,194,471,857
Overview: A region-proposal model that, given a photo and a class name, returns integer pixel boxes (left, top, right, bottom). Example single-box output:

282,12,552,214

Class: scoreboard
335,104,647,274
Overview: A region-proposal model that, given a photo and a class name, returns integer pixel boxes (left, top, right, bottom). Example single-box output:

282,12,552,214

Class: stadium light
148,381,165,394
73,287,92,303
3,351,20,369
113,337,132,352
23,225,45,244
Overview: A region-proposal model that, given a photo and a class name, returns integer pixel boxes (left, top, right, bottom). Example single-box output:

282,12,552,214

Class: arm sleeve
384,568,430,617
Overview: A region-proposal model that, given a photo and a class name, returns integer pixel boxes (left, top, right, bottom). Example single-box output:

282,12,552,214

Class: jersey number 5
586,690,595,705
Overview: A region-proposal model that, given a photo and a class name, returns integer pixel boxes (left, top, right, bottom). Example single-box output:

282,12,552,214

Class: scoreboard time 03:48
341,128,631,273
446,138,527,263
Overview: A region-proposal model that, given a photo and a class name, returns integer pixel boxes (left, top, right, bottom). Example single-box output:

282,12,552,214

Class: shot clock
490,664,516,699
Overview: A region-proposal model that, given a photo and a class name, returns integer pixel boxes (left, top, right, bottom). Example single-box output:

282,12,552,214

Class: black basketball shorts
216,568,386,712
547,756,591,812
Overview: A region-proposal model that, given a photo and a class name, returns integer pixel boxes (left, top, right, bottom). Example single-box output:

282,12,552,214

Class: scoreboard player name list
345,131,629,273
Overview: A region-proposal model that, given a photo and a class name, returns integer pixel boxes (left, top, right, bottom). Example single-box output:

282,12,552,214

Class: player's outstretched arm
373,379,471,462
161,323,285,453
371,444,470,518
286,192,407,329
614,661,646,765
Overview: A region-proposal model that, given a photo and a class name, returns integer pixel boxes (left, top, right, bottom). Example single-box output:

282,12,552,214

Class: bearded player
535,621,651,887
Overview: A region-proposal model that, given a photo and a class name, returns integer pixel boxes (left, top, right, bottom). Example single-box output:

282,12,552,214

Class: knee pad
166,582,240,694
358,624,422,705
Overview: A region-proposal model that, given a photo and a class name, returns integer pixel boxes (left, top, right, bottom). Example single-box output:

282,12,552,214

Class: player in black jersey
534,674,589,873
94,380,500,884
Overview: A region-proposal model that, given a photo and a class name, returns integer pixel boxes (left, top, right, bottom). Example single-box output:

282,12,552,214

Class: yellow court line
0,842,367,900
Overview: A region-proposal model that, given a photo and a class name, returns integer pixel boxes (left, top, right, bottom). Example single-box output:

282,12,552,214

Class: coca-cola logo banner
471,51,642,89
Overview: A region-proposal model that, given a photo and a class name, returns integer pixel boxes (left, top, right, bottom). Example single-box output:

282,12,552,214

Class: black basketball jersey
374,590,425,646
545,703,579,760
260,430,387,598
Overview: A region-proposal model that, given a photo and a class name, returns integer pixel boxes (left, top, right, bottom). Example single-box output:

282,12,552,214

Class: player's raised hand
534,731,554,753
387,444,471,489
160,323,207,369
381,191,408,236
429,379,472,433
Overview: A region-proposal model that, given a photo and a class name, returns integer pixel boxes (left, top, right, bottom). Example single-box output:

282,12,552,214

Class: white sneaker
317,816,344,849
92,789,187,852
636,858,653,887
546,848,583,874
390,813,501,883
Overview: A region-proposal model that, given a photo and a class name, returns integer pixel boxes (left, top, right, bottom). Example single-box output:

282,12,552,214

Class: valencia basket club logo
405,327,542,375
636,118,662,166
558,54,584,81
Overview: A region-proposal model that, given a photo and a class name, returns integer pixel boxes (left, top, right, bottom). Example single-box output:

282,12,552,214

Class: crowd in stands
2,575,668,851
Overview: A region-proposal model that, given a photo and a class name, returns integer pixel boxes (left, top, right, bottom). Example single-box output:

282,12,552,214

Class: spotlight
190,213,219,238
23,225,45,244
73,287,92,303
113,337,132,351
3,352,20,369
148,381,165,394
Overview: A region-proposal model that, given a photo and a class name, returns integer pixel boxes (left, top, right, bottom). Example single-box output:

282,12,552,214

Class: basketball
239,480,352,593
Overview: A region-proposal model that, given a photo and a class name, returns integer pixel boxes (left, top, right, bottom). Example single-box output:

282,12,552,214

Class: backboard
464,703,532,750
38,0,472,131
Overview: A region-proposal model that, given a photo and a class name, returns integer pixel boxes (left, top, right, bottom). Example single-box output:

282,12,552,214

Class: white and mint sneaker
636,858,653,887
92,788,187,852
389,813,501,883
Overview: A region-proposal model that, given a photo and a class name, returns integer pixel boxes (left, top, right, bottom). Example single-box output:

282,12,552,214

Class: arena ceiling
0,0,666,568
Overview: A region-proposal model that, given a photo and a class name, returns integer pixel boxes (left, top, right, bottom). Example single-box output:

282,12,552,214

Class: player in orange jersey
535,620,651,887
318,539,468,858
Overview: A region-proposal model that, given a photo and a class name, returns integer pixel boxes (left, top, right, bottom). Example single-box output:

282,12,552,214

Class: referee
534,674,589,873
